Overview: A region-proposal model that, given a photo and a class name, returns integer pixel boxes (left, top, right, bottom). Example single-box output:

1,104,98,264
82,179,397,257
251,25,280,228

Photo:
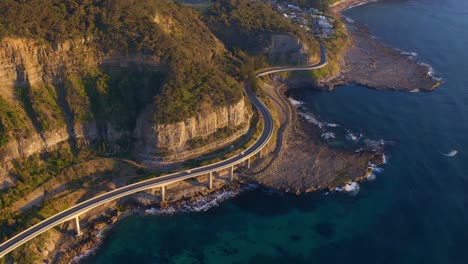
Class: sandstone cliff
134,98,251,162
0,37,251,188
267,34,318,66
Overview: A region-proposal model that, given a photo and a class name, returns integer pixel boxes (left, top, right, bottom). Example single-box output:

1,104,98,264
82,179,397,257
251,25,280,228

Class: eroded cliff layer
135,98,251,162
0,35,250,187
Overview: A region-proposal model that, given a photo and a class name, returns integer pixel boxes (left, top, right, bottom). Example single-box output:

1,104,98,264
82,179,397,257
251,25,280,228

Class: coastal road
256,41,327,77
0,40,328,259
0,86,274,258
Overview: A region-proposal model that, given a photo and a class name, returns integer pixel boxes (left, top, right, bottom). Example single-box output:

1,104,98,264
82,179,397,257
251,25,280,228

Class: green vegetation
205,0,319,57
0,97,33,146
188,124,245,149
0,0,244,125
290,17,348,81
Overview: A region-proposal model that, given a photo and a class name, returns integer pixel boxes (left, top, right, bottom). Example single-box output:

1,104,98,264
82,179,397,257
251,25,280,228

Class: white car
186,170,192,174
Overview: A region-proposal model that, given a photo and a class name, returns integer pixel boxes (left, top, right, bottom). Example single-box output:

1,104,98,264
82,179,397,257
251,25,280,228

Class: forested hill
204,0,320,56
0,0,243,125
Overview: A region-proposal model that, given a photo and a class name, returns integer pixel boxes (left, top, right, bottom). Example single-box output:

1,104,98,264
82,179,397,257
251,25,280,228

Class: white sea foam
321,132,336,140
145,184,258,215
442,150,458,157
382,154,388,164
72,184,259,263
343,182,360,195
72,248,96,264
372,166,384,174
288,97,305,107
343,1,375,11
346,131,362,142
364,138,385,151
334,182,360,195
367,174,376,181
419,62,443,81
401,51,418,58
343,16,355,23
299,112,325,128
299,112,339,130
325,122,340,128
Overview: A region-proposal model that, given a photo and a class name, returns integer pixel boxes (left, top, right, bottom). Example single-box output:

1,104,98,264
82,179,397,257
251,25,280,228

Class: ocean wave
343,0,376,11
442,150,458,157
72,248,96,264
299,112,339,129
346,131,362,142
366,173,376,181
335,182,360,195
418,62,443,81
343,16,355,23
288,97,305,107
325,122,340,128
401,51,418,58
299,112,325,129
364,138,385,151
145,184,258,215
321,132,336,140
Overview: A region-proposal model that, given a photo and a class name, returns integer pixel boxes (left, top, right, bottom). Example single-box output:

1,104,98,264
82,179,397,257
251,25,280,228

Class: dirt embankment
328,0,441,91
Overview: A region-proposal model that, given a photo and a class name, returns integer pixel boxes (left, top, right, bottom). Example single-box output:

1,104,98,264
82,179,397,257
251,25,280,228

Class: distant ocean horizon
85,0,468,263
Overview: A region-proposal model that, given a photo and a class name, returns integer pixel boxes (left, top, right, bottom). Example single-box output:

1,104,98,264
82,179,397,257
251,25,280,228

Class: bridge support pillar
257,149,262,159
229,166,234,181
246,158,251,169
209,172,213,189
75,216,82,236
161,185,166,202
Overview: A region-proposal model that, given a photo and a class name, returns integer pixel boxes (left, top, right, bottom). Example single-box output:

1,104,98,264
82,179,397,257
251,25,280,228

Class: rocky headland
327,0,442,91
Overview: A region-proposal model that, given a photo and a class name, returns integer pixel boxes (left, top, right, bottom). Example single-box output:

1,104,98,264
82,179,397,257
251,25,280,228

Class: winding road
256,42,327,77
0,41,327,259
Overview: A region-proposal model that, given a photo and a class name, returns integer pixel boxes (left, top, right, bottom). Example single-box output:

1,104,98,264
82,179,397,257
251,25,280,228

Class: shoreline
60,78,385,263
328,0,442,92
6,1,404,262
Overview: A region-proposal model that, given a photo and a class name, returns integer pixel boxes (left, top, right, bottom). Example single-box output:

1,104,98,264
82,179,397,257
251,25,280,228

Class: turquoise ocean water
85,0,468,263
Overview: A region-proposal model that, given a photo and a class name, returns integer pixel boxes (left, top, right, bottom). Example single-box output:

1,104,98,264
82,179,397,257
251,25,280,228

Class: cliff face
134,98,251,162
0,37,101,97
0,38,251,187
267,34,318,66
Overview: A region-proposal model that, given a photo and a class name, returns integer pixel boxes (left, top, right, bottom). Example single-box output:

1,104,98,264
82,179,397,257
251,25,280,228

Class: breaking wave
288,97,305,107
346,131,363,142
300,112,325,129
321,132,336,140
401,51,418,58
145,184,258,215
364,138,386,151
299,112,339,129
419,62,443,81
335,182,360,195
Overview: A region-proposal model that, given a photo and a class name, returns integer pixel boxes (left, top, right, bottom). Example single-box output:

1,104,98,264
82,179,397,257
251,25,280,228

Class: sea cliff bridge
0,42,327,258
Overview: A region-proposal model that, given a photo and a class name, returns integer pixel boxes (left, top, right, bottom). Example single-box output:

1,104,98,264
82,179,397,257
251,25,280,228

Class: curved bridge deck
0,41,327,259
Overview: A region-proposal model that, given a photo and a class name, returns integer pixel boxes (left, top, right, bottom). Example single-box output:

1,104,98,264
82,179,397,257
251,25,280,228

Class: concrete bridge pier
161,185,166,202
246,158,251,169
229,166,234,181
75,216,82,236
257,149,262,159
209,172,213,189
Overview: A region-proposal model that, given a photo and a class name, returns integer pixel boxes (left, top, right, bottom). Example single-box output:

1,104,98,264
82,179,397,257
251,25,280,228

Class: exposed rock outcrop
0,37,251,186
268,34,317,66
134,98,252,162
